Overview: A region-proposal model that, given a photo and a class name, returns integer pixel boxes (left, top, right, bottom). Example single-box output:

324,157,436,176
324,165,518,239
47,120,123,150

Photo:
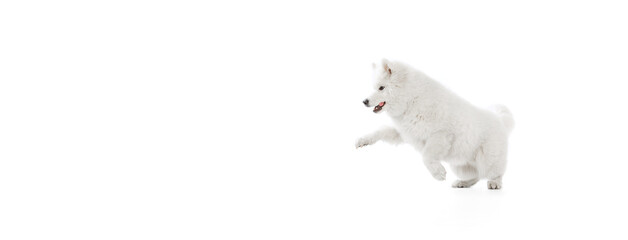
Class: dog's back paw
452,179,479,188
487,180,502,190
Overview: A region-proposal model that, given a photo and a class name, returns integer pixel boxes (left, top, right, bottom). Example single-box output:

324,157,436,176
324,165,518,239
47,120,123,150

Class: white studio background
1,0,628,239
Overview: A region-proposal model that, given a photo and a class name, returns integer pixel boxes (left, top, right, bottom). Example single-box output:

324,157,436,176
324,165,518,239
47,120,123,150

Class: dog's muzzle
373,102,386,113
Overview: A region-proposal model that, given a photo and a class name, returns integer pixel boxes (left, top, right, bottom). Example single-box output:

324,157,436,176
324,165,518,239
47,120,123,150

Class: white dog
356,59,514,190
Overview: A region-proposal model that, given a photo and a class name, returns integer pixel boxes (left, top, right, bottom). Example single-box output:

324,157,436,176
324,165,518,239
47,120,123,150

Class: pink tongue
378,102,385,106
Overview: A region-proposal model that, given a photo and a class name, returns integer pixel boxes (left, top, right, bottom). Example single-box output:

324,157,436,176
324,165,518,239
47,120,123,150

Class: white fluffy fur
356,59,514,190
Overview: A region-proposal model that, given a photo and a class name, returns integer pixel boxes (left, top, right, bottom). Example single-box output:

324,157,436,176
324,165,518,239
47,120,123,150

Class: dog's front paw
427,163,447,181
355,137,374,149
432,170,446,181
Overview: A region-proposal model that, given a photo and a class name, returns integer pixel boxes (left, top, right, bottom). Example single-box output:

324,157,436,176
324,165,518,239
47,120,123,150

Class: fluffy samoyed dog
356,59,514,190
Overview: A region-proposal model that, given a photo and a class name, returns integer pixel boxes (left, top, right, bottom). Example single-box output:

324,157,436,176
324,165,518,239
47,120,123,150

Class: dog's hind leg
485,152,506,190
451,163,479,188
452,178,480,188
487,176,503,190
476,138,508,190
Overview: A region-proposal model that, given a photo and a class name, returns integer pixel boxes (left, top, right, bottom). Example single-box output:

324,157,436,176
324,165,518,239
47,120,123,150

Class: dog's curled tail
491,104,514,135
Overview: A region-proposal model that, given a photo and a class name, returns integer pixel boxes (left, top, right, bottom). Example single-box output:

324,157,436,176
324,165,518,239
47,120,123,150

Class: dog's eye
379,86,385,91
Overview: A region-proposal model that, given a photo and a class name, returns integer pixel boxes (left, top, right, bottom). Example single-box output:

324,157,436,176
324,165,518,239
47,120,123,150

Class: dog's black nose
363,99,369,106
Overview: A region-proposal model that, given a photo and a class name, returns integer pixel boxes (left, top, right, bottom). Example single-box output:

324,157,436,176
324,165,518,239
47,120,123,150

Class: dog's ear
382,58,392,75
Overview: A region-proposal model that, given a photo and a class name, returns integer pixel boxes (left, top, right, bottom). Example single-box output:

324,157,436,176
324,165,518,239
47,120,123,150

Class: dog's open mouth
373,102,386,113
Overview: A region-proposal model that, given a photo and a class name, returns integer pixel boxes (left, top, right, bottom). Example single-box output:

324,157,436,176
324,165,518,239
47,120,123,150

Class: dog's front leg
355,126,402,149
421,133,453,181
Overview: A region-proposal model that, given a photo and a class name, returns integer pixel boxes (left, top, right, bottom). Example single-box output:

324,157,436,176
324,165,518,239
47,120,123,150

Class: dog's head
362,58,407,114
